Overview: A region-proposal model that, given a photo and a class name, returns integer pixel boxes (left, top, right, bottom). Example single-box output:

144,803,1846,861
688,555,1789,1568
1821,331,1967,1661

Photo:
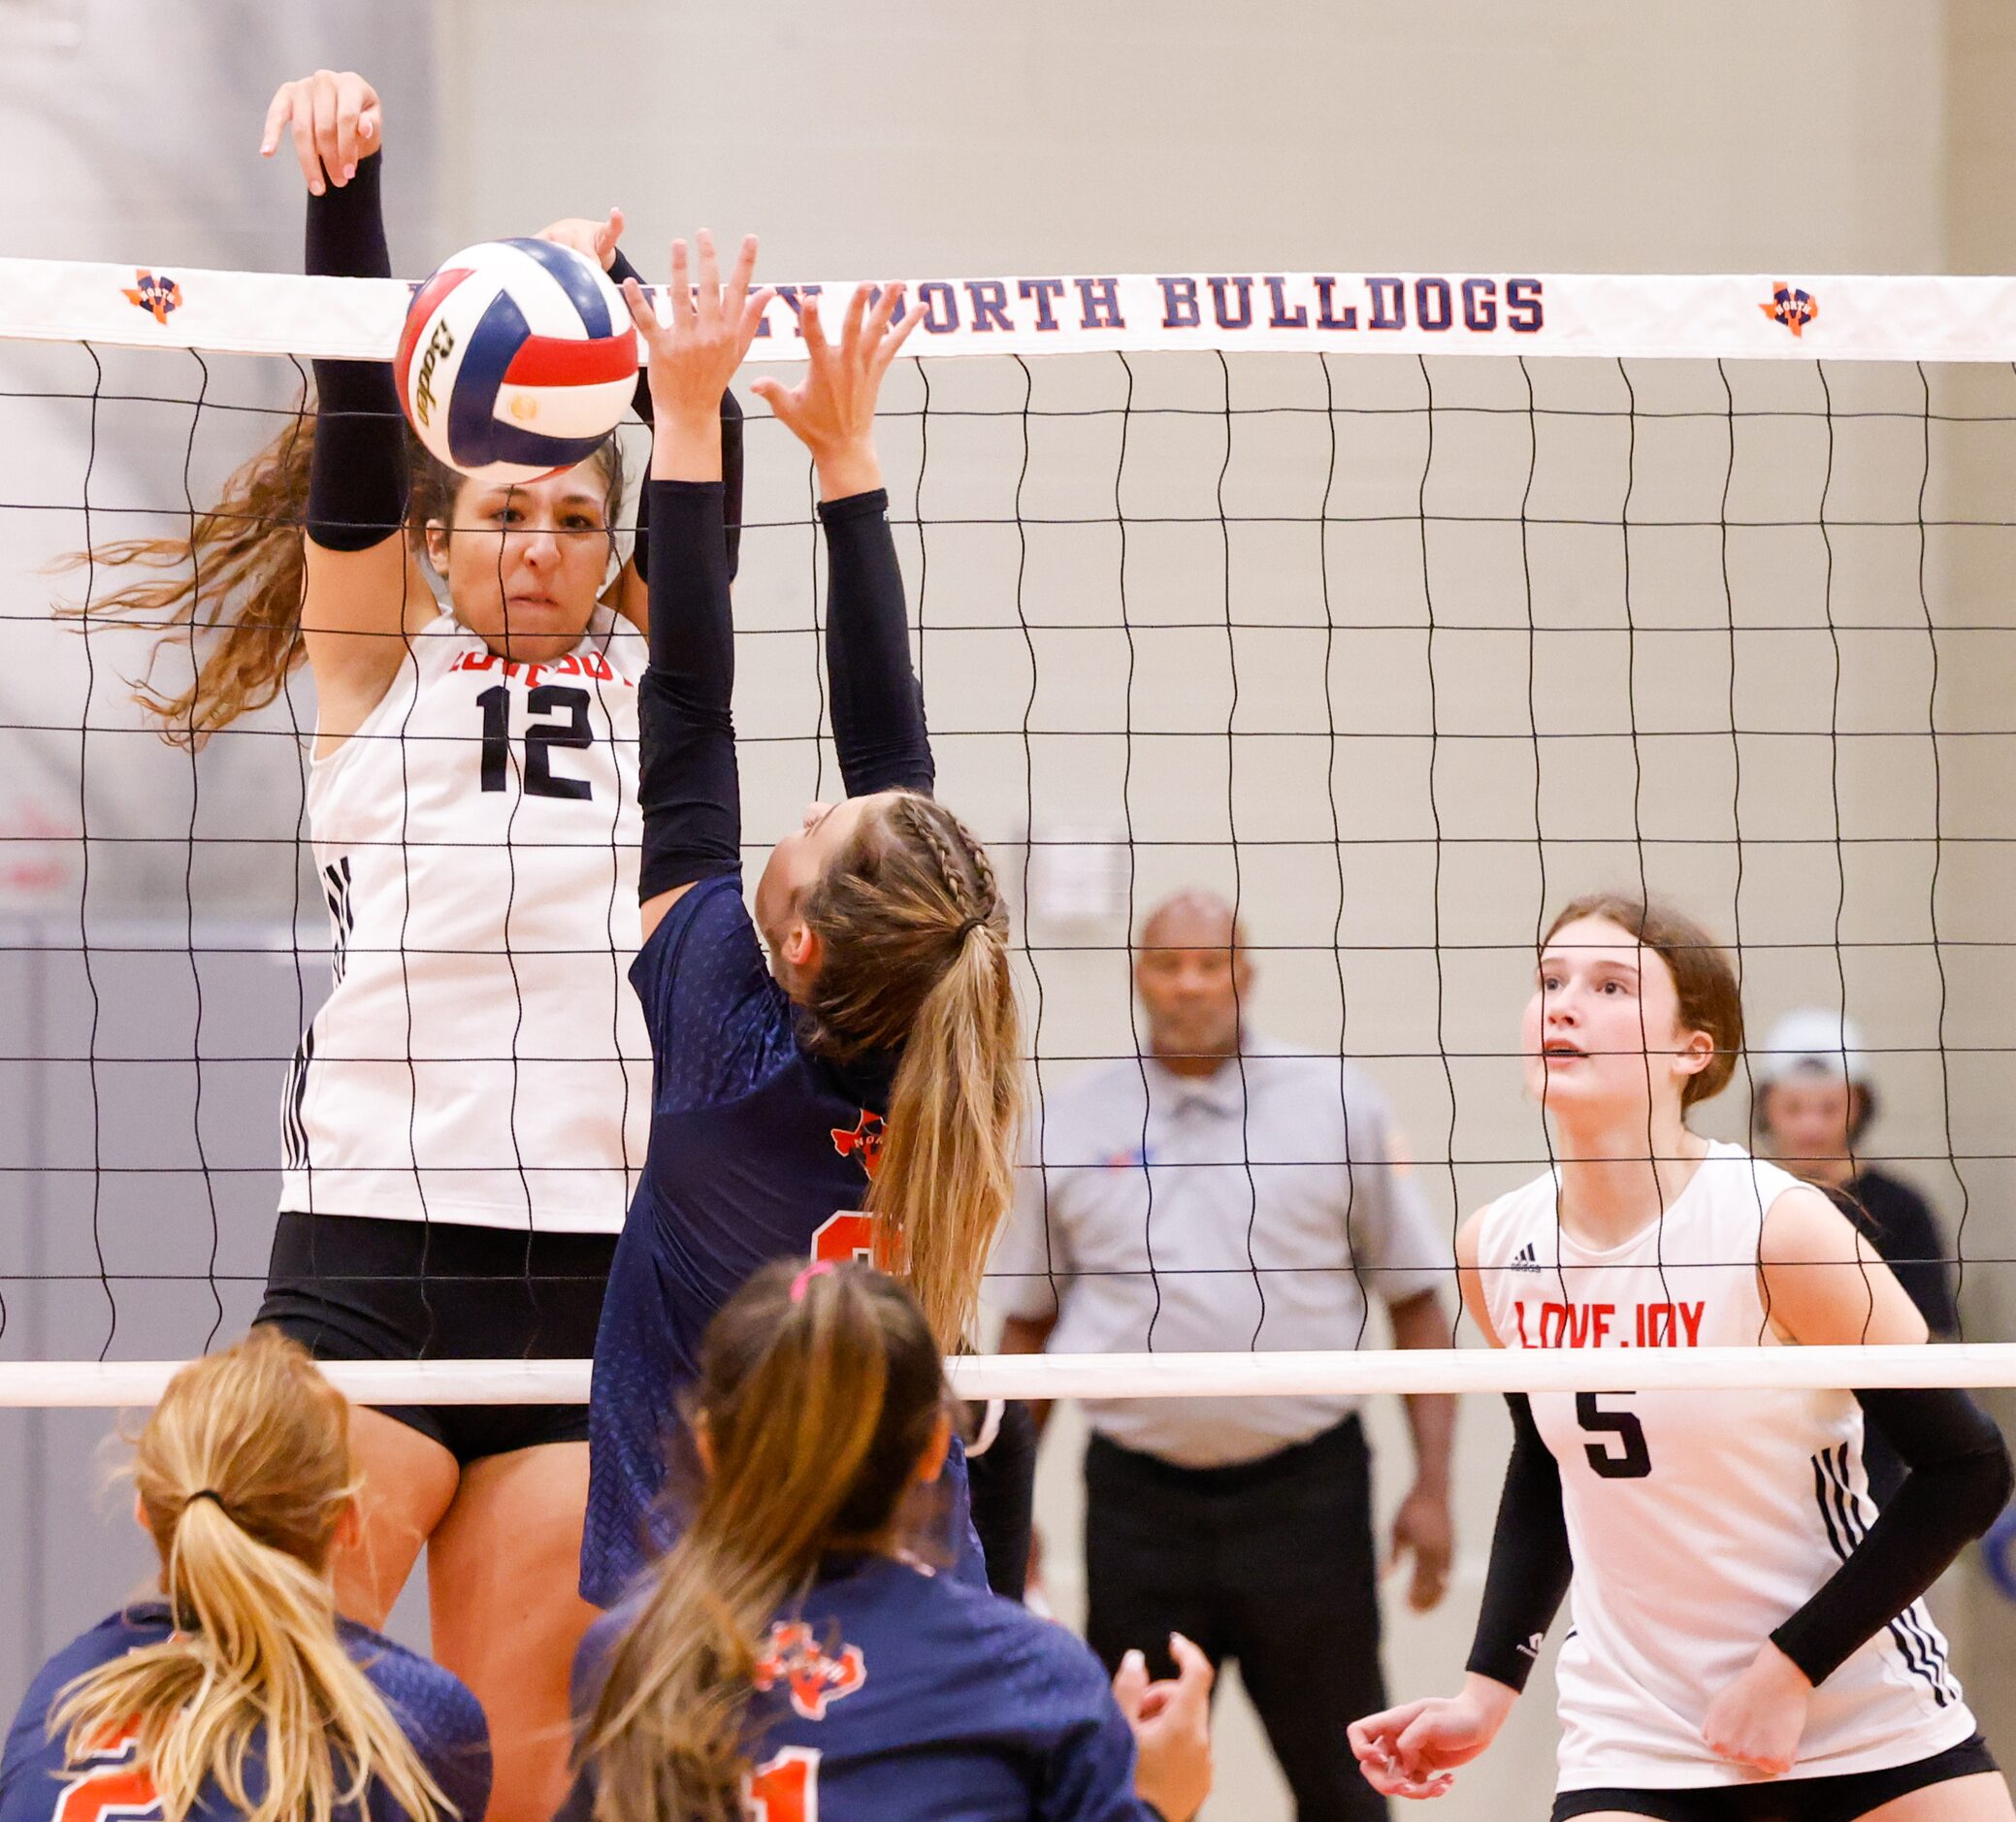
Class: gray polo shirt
989,1041,1450,1469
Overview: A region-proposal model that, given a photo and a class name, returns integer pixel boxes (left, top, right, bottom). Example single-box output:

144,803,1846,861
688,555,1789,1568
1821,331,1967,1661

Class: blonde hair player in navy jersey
0,1333,488,1822
580,236,1026,1608
60,69,735,1822
1349,893,2012,1822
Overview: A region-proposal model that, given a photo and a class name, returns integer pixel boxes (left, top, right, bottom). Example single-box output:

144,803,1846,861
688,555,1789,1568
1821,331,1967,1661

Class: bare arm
1757,1184,1929,1348
1454,1210,1503,1349
1386,1288,1456,1611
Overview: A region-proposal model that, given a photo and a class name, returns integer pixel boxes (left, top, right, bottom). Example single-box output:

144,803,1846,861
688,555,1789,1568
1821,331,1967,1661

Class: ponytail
796,793,1024,1350
582,1260,947,1822
871,921,1021,1350
51,1331,452,1822
51,410,324,747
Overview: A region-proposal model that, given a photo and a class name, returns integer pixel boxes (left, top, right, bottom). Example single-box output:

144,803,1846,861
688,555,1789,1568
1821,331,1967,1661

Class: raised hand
260,70,381,194
750,282,923,500
621,232,769,482
536,209,626,273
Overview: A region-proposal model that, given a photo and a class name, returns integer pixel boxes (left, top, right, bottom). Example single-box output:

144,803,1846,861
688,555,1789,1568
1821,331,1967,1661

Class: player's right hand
261,70,381,195
1348,1676,1514,1800
621,232,771,453
1114,1633,1213,1822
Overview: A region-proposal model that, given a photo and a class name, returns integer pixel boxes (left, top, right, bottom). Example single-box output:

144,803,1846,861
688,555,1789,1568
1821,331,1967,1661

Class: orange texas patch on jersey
755,1621,866,1721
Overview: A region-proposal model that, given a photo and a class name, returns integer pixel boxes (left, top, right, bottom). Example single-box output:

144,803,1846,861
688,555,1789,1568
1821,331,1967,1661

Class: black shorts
256,1209,613,1467
1551,1735,2000,1822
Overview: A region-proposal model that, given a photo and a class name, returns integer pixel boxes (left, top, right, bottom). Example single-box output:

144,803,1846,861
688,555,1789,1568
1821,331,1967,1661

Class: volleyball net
3,261,2016,1403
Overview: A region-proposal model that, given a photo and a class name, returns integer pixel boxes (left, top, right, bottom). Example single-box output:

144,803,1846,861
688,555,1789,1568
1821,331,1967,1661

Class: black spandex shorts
1551,1735,1999,1821
256,1209,614,1467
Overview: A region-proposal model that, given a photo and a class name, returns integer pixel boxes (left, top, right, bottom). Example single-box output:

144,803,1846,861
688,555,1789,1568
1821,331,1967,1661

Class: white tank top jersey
277,608,650,1234
1477,1141,1974,1792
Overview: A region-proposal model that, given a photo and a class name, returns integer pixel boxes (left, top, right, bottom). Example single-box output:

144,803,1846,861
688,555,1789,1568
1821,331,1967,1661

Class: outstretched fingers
621,277,667,355
873,288,925,374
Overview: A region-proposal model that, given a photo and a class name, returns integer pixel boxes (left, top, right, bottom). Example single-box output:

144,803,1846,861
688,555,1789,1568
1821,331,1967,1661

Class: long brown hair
51,401,626,748
580,1259,949,1822
797,791,1024,1350
51,1330,452,1822
1544,891,1743,1106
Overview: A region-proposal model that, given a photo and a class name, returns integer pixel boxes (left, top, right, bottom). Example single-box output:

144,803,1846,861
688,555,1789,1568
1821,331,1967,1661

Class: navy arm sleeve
305,150,407,552
637,479,742,901
820,489,934,797
1771,1386,2012,1685
1464,1393,1575,1692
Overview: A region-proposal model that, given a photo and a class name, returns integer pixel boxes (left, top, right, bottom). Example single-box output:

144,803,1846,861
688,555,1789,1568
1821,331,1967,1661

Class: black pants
1085,1415,1388,1822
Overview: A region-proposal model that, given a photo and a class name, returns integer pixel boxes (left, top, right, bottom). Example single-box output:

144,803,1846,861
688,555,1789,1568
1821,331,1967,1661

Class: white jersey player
276,602,647,1232
1349,893,2012,1822
72,72,738,1822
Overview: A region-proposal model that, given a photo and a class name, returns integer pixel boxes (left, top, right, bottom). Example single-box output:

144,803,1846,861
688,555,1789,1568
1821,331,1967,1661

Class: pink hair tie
790,1258,838,1304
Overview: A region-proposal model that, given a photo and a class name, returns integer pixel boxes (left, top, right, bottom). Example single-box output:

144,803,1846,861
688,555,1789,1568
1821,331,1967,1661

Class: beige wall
436,7,2010,1815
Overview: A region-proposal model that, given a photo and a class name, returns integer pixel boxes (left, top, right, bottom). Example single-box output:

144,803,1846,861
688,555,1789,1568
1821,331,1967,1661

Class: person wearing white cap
1753,1008,1957,1340
1755,1008,1959,1504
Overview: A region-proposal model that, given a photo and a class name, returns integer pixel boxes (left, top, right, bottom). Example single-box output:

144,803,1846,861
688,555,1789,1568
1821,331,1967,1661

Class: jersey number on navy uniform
1577,1392,1652,1479
476,684,594,799
49,1722,162,1822
745,1746,819,1821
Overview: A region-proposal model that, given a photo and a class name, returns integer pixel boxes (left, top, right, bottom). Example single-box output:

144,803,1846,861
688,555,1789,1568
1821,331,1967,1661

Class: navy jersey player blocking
583,241,1024,1606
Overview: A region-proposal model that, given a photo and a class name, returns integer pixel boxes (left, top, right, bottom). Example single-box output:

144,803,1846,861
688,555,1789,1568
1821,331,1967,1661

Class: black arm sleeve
637,480,741,900
1465,1393,1575,1692
820,489,934,797
1771,1385,2012,1685
304,150,407,551
963,1399,1037,1600
604,244,744,585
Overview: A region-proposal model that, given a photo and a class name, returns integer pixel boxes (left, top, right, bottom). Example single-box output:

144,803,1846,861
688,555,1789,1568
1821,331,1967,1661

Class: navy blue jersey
565,1553,1155,1822
0,1605,490,1822
582,876,981,1606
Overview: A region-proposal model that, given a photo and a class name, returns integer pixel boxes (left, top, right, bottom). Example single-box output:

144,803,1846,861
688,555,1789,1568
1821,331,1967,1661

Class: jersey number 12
477,685,594,799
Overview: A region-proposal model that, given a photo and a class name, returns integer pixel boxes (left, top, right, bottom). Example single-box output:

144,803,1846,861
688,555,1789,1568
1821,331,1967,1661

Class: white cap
1752,1008,1872,1090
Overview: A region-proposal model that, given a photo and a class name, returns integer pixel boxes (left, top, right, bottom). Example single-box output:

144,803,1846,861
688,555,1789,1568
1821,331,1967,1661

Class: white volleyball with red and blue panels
395,238,637,484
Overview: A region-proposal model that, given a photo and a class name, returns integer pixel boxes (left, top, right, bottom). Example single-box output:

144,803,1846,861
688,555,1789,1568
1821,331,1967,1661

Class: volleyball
394,237,637,485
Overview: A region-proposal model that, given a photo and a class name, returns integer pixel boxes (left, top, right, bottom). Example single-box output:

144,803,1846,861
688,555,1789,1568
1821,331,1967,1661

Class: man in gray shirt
993,890,1454,1822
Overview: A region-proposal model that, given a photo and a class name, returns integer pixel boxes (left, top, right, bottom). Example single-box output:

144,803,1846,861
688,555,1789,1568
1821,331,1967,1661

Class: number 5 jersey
1476,1141,1975,1792
278,608,650,1235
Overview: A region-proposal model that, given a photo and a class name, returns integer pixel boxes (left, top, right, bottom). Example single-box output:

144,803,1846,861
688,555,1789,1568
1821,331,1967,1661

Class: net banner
5,260,2016,362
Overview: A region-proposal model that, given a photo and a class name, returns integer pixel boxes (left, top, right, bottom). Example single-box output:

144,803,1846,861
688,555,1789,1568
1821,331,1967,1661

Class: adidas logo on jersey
1512,1242,1541,1275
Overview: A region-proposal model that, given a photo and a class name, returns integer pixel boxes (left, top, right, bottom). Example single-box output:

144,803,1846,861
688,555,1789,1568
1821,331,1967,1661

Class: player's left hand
1388,1480,1454,1612
1702,1639,1811,1776
536,210,625,272
751,282,923,500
